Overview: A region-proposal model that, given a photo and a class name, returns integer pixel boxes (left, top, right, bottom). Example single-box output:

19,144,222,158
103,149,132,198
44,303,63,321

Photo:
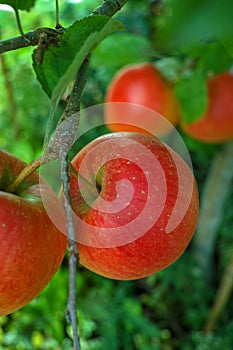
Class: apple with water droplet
69,132,199,280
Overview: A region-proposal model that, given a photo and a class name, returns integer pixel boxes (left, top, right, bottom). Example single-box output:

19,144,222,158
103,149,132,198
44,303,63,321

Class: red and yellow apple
181,72,233,143
69,132,199,280
0,150,67,316
104,63,179,136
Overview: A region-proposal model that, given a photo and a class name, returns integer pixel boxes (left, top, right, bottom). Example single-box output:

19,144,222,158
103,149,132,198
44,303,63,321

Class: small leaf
174,71,208,124
0,0,36,11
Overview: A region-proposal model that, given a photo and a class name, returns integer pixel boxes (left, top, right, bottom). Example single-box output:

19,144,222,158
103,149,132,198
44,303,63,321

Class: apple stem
5,156,42,194
14,8,26,39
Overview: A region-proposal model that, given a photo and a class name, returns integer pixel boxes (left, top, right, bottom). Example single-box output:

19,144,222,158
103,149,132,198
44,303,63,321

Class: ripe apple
0,150,67,316
69,132,199,280
104,63,179,136
181,72,233,143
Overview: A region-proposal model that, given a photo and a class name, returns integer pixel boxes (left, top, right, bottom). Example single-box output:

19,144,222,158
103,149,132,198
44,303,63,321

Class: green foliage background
0,0,233,349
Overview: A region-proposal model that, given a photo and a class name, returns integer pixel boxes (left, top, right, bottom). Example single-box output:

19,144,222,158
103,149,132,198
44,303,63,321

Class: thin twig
63,55,91,121
61,156,80,350
14,8,25,38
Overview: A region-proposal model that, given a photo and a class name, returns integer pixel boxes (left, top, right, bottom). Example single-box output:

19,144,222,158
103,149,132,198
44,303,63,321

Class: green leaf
33,16,124,99
92,32,155,72
219,37,233,59
33,15,123,145
174,71,208,124
155,0,233,51
0,0,36,11
155,57,182,83
196,42,233,74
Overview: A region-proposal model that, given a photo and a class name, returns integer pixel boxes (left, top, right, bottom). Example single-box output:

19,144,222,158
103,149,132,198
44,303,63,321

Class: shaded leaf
155,57,182,82
92,32,155,71
196,42,233,74
219,37,233,59
155,0,233,51
174,71,208,123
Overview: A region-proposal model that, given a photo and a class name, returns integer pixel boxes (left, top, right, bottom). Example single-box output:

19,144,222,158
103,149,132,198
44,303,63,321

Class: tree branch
93,0,128,16
58,54,90,350
0,27,64,54
0,0,127,54
61,155,80,350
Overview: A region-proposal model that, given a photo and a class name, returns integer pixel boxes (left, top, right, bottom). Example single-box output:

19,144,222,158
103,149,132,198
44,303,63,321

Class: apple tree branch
0,0,128,54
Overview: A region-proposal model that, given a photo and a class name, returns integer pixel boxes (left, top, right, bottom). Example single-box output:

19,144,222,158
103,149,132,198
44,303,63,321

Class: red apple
0,150,67,316
104,63,179,136
181,72,233,143
69,132,199,280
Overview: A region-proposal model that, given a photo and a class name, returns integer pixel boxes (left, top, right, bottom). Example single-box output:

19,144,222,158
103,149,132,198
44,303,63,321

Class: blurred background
0,0,233,349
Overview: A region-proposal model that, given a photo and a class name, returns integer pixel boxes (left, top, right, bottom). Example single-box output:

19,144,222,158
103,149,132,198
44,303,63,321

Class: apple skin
69,133,199,280
0,150,67,316
181,72,233,143
104,62,179,135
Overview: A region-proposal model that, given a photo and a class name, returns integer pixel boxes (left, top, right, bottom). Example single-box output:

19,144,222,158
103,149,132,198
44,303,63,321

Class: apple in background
181,72,233,143
69,132,199,280
104,63,179,136
0,150,67,316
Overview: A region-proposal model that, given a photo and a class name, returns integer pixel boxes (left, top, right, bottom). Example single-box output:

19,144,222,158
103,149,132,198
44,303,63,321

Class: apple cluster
104,62,233,143
4,61,222,315
0,128,199,315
